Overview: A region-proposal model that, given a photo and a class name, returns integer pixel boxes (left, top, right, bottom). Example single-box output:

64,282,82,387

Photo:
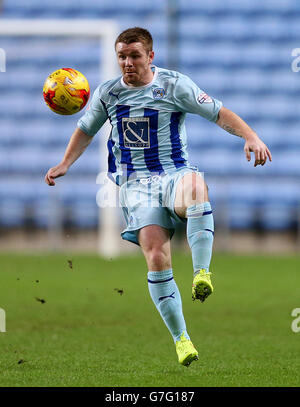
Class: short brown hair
115,27,153,53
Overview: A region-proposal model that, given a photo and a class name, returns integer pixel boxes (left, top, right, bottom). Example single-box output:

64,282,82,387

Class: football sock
186,201,214,276
147,269,190,343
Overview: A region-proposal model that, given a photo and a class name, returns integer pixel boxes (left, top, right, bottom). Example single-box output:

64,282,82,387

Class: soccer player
45,27,272,367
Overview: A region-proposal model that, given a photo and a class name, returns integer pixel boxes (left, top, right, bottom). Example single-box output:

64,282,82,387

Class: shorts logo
153,88,165,99
122,117,150,148
197,92,213,104
140,175,161,185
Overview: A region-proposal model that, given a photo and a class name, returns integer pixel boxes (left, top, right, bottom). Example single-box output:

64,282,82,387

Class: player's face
116,42,154,87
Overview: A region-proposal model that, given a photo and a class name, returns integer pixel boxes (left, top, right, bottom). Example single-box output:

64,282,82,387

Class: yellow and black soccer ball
43,68,90,115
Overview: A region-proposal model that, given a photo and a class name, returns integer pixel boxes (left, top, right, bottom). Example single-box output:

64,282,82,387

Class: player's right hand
45,163,68,186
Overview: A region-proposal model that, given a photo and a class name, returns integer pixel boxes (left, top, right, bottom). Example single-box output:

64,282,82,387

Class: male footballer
45,27,272,367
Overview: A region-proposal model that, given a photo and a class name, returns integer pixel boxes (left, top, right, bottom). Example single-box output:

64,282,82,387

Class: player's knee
147,247,170,270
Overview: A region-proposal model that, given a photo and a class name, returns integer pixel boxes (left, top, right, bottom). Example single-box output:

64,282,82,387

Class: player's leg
174,172,214,302
138,224,198,366
138,225,187,342
138,224,171,271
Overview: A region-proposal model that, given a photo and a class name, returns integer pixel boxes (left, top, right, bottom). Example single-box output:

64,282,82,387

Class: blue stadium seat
69,201,98,228
179,15,300,42
0,200,25,227
1,0,300,231
188,66,300,98
258,180,300,229
185,116,242,149
0,119,16,147
7,120,73,147
180,42,289,70
6,40,99,69
188,148,249,175
189,147,300,178
0,147,99,175
260,204,297,230
178,0,300,15
253,122,300,149
58,181,99,227
228,204,257,229
2,0,165,18
32,180,99,228
0,92,47,119
224,95,295,123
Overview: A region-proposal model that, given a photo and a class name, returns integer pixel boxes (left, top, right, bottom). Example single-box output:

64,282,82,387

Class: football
43,68,90,115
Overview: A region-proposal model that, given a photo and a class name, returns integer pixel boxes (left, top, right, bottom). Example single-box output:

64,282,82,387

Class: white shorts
119,166,202,245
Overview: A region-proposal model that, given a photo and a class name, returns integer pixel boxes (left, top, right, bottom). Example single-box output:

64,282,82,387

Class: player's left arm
216,106,272,167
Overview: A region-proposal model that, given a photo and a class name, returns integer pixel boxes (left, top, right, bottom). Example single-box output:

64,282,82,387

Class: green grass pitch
0,252,299,387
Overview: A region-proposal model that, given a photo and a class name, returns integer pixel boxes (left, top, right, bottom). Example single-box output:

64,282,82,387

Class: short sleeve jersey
77,66,222,185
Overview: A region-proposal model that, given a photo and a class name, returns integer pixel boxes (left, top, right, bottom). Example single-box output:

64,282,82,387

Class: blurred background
0,0,300,255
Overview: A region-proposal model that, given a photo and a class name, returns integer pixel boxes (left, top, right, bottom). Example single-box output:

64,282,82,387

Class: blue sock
186,202,214,276
147,269,190,343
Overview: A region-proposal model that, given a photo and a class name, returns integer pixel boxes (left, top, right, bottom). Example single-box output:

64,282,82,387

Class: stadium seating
0,0,300,230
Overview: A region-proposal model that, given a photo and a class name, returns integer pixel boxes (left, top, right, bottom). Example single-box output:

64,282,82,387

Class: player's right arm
45,127,93,186
45,85,108,186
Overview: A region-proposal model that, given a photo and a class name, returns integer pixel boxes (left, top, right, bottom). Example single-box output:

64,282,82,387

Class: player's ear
148,50,154,64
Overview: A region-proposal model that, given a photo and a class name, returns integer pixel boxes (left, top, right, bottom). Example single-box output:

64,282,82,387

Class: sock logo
159,292,175,301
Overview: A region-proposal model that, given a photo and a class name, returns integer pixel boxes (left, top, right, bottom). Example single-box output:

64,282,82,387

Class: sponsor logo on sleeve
197,92,213,104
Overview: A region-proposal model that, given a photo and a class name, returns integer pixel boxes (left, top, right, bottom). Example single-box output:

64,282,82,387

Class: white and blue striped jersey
77,66,222,185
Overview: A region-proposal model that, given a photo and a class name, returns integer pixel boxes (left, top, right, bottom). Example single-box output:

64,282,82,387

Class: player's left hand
244,136,272,167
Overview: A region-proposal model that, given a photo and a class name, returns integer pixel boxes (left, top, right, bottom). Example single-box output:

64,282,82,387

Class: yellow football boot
175,333,199,367
192,269,213,302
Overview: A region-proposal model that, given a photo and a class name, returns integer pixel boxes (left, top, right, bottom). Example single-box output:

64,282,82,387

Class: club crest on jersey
197,92,213,104
122,117,150,148
153,88,165,99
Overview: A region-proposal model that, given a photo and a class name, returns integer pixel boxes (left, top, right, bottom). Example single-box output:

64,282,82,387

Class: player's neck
123,68,154,88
